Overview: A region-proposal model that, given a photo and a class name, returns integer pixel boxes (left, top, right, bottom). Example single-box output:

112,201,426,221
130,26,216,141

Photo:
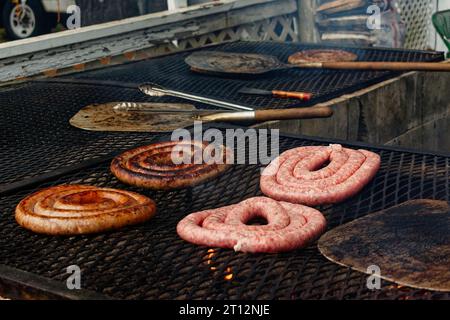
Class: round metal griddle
186,50,450,76
185,51,290,76
185,49,357,76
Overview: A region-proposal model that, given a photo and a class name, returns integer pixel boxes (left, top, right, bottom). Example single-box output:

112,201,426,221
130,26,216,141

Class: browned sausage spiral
15,185,156,235
111,140,232,190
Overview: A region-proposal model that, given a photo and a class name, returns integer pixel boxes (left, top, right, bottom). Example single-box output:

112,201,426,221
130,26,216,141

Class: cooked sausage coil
111,140,231,190
15,185,156,235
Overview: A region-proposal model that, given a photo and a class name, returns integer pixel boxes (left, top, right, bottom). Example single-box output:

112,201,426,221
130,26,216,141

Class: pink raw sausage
260,145,380,206
176,197,326,253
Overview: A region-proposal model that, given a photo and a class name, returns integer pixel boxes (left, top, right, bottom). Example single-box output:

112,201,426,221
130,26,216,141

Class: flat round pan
185,51,286,76
185,49,360,76
318,199,450,292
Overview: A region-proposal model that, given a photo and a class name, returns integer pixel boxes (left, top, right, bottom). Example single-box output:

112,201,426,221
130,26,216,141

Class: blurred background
0,0,448,56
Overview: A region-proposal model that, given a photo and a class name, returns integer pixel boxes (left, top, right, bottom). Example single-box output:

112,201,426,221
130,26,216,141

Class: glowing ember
204,249,217,271
203,250,234,278
224,274,233,281
224,267,233,281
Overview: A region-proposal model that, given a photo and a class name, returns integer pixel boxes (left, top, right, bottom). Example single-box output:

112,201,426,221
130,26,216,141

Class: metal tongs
110,102,334,128
138,83,254,111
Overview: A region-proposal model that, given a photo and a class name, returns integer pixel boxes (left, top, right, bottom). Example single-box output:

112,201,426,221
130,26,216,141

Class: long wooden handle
272,90,312,100
254,106,333,122
317,61,450,72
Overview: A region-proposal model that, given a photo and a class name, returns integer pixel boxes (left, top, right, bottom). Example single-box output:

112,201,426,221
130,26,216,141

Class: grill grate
0,82,173,186
0,41,448,300
0,41,443,186
0,131,448,300
61,41,444,110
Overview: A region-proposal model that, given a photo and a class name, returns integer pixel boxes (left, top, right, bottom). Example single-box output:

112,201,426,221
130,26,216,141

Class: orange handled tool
272,90,312,100
239,87,312,101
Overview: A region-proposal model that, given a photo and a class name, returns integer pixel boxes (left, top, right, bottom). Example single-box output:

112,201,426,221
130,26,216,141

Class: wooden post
167,0,188,11
136,0,146,15
297,0,319,43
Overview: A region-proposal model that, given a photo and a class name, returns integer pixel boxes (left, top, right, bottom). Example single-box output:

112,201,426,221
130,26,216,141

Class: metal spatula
69,102,333,133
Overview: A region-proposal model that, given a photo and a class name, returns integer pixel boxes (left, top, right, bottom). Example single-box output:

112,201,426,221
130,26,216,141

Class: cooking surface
0,42,443,186
0,82,162,187
0,130,449,300
61,41,444,110
0,41,448,299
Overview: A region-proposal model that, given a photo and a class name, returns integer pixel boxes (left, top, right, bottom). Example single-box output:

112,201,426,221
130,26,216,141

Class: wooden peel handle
254,107,333,122
272,90,312,100
320,61,450,72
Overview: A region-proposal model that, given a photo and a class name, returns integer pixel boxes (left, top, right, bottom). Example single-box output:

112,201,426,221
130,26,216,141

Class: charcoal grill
0,41,449,300
0,127,449,300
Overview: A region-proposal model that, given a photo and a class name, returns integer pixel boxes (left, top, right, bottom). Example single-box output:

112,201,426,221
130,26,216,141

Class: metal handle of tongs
138,83,254,111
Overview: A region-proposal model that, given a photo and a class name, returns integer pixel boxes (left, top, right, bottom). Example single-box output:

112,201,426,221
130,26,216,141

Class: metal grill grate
0,130,448,300
61,41,444,110
1,41,442,186
0,41,448,300
0,82,167,186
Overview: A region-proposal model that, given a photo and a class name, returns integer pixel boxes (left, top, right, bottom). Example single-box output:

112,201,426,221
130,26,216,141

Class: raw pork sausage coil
260,144,381,206
111,140,232,190
15,185,156,235
177,197,326,253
